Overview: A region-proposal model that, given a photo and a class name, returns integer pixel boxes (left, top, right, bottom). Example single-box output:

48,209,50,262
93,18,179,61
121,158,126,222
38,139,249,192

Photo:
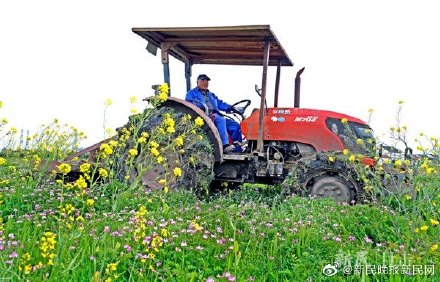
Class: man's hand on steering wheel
227,99,251,117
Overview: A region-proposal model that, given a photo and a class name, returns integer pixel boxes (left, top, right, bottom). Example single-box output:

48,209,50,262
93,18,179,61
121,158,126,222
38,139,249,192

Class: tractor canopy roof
132,25,293,66
132,25,297,154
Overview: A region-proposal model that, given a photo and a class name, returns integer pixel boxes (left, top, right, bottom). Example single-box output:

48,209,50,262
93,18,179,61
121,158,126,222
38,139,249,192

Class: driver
185,74,243,153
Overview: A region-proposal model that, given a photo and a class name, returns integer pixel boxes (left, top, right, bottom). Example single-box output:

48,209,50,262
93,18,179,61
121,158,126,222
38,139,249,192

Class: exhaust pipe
294,67,305,108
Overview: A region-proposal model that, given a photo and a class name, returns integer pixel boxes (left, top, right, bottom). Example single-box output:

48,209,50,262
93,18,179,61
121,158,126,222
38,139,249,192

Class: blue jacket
185,87,231,115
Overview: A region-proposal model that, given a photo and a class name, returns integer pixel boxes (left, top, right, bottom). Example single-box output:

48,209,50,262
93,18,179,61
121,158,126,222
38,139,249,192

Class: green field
0,93,439,281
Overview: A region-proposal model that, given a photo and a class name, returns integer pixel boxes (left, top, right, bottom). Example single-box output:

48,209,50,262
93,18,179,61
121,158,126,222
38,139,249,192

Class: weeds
0,95,439,281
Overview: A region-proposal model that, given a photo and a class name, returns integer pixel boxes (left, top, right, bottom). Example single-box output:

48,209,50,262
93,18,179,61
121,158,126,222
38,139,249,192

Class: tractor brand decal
270,116,286,122
294,116,318,122
273,109,291,115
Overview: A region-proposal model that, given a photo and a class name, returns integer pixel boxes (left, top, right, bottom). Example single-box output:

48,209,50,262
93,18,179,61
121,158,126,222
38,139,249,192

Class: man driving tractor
185,74,243,153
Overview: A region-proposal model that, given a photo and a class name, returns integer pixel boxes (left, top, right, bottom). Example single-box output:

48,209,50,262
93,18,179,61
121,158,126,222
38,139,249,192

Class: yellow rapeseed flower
128,149,138,157
105,262,118,274
158,91,168,102
156,156,164,164
79,163,91,173
21,252,31,263
191,221,202,231
105,128,115,136
420,225,429,231
341,118,348,124
57,163,71,175
189,156,195,165
158,83,169,93
0,158,6,166
349,155,356,162
173,167,182,177
109,140,118,147
86,199,95,207
342,149,349,155
425,167,435,175
138,136,147,144
40,232,57,265
151,236,163,248
24,264,32,274
149,141,159,148
430,218,439,226
161,228,169,237
328,156,335,162
195,117,204,127
62,204,75,215
166,126,175,133
105,99,113,106
431,244,439,252
158,179,166,185
150,147,160,157
137,205,147,217
130,96,137,103
175,136,184,147
164,116,175,127
99,168,108,178
100,144,113,155
74,176,88,189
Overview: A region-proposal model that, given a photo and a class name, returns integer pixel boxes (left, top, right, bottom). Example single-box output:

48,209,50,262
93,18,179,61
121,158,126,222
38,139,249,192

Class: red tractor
50,25,387,203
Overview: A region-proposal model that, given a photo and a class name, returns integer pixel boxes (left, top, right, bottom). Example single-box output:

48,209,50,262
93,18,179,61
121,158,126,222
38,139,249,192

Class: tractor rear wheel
115,106,215,195
310,175,353,203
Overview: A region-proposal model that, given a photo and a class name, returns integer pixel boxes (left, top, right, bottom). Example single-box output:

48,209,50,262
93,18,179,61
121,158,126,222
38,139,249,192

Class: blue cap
197,74,211,81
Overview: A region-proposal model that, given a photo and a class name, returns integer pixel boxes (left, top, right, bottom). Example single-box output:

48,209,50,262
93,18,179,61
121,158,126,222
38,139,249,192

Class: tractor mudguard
144,96,223,163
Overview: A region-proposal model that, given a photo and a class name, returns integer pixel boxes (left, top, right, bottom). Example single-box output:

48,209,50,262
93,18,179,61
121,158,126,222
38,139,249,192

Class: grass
0,171,439,281
0,92,439,281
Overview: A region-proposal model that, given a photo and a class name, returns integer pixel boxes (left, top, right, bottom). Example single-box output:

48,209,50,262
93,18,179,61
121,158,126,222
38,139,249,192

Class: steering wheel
229,99,251,117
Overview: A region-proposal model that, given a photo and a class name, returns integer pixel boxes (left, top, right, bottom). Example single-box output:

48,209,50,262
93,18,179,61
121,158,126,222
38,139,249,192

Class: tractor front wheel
310,175,353,203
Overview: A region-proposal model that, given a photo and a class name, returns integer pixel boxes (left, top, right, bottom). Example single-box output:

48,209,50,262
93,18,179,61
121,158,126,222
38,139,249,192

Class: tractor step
222,154,251,161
